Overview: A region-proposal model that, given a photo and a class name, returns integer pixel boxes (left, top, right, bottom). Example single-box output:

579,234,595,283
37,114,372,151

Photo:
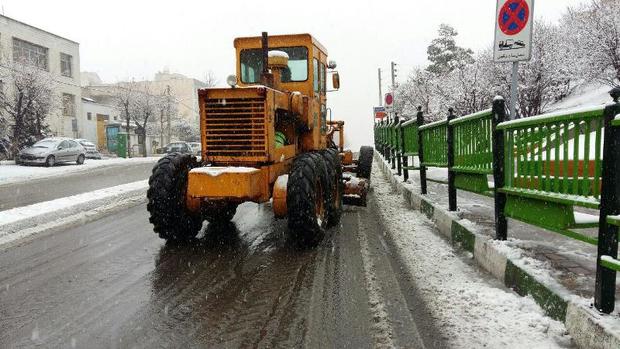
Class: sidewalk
375,151,620,348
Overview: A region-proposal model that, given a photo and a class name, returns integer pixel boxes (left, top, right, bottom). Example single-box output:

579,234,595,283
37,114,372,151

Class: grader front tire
147,153,203,241
287,154,328,247
203,202,238,224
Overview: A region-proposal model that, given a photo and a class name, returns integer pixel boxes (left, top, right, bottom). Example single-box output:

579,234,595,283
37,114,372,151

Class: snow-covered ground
548,83,612,112
0,157,159,186
371,164,573,348
0,180,147,247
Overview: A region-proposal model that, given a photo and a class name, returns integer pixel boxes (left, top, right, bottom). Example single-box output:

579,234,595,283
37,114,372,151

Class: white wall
80,100,119,144
0,15,81,137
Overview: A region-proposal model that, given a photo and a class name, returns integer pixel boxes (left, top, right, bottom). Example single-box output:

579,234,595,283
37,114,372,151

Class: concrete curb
374,150,620,349
0,183,147,248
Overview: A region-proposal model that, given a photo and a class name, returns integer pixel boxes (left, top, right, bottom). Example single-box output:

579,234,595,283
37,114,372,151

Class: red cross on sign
498,0,529,36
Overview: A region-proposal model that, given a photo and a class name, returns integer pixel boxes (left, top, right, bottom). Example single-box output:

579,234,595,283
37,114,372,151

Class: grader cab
147,32,373,246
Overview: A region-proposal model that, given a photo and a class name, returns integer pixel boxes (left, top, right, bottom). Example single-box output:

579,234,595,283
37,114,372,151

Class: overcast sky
1,0,589,148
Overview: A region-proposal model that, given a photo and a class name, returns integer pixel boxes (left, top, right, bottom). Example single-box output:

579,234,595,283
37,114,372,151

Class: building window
13,38,48,70
87,112,92,120
62,93,75,116
60,53,73,77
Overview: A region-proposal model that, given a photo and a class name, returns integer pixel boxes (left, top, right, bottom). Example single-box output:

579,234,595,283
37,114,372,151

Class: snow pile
0,157,159,186
0,180,147,246
372,165,573,348
190,166,259,176
268,50,289,59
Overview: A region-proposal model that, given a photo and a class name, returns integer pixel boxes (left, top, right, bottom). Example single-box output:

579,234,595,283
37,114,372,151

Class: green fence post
417,107,428,195
385,118,392,163
447,108,457,211
594,87,620,314
492,96,508,240
402,118,409,183
396,114,402,176
391,116,397,170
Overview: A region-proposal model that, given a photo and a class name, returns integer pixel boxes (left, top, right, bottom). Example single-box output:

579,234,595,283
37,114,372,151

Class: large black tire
287,153,329,247
357,146,374,179
203,201,238,223
322,148,343,226
147,153,203,241
307,152,331,215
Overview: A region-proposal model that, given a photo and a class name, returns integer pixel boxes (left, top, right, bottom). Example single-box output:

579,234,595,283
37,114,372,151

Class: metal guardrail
373,88,620,314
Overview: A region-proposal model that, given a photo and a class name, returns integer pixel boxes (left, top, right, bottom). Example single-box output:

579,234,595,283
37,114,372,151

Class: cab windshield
240,46,308,83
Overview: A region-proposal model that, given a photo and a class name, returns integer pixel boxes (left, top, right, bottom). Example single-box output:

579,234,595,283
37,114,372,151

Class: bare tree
114,81,138,157
132,84,159,157
0,57,56,156
204,70,218,87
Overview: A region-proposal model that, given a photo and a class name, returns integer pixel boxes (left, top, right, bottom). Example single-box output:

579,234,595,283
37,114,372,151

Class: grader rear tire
357,146,374,180
323,148,343,226
147,153,203,241
287,153,328,247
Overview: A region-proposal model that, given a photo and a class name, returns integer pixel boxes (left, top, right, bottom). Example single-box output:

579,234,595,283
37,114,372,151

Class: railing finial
610,87,620,103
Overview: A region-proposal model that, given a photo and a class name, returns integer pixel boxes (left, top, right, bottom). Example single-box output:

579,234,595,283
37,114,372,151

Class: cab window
320,63,326,95
240,46,308,83
313,58,319,93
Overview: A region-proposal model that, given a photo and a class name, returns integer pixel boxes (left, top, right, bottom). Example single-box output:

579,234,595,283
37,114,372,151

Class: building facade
0,15,81,137
80,97,119,150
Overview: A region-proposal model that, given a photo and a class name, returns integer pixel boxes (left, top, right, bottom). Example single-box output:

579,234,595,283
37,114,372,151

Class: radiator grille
204,97,266,157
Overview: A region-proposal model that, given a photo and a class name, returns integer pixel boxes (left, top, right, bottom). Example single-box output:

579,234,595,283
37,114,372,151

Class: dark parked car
18,138,86,167
160,142,195,154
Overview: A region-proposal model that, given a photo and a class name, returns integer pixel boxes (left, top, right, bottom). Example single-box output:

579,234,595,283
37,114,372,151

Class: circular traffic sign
498,0,529,36
385,93,393,106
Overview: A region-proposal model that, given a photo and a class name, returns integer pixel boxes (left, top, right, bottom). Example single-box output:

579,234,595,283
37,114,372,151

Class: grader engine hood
198,86,301,165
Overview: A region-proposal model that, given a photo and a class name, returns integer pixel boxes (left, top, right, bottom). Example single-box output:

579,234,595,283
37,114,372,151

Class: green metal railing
419,120,448,167
401,119,419,156
450,109,493,174
373,89,620,313
497,106,605,211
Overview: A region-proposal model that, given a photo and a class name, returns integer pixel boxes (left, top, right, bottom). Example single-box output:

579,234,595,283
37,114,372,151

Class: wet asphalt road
0,193,446,348
0,162,156,210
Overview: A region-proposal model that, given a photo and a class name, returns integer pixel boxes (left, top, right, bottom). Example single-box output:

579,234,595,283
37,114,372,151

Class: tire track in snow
357,213,397,348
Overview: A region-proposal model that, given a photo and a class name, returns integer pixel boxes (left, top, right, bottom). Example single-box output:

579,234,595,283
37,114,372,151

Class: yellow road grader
147,32,373,246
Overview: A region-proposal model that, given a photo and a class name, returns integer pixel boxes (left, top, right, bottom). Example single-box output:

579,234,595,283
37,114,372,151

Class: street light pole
378,68,382,106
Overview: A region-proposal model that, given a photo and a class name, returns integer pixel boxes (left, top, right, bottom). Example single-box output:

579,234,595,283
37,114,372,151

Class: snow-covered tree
0,57,56,155
426,24,474,75
516,21,577,117
566,0,620,87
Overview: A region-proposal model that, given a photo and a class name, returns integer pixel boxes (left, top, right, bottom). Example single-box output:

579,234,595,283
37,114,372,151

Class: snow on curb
0,157,159,187
0,180,148,247
374,150,620,349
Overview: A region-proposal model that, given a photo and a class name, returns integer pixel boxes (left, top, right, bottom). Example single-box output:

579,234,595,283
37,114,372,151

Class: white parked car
74,138,103,159
17,138,86,167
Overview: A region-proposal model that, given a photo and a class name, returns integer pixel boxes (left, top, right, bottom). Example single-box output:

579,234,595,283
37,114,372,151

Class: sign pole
509,61,519,119
378,68,383,107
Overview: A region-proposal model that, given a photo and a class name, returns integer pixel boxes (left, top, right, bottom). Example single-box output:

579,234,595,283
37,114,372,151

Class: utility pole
378,68,382,106
166,85,171,144
390,61,397,90
391,61,398,123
